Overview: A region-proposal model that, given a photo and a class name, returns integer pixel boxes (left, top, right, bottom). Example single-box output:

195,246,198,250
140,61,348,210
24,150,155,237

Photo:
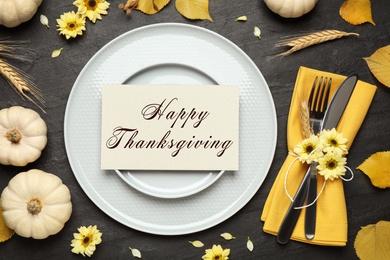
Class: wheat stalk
299,100,312,139
0,59,45,112
275,30,359,57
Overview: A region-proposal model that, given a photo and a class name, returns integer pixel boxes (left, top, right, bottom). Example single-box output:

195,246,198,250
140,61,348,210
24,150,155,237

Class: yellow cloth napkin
261,66,377,246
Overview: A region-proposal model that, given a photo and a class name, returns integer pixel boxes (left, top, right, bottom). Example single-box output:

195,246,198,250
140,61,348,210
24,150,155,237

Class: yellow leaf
354,221,390,260
189,240,204,247
339,0,375,25
357,151,390,188
363,45,390,88
0,203,15,242
136,0,170,14
175,0,213,21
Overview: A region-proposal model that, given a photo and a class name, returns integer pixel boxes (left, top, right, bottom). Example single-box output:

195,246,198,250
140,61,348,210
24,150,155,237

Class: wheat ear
0,58,45,113
275,30,359,57
299,100,312,139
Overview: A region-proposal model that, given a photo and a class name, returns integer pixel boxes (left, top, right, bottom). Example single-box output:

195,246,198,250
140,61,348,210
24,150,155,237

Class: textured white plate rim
64,23,277,235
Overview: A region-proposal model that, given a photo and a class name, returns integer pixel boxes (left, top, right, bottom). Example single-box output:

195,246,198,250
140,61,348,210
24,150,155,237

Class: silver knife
277,74,358,244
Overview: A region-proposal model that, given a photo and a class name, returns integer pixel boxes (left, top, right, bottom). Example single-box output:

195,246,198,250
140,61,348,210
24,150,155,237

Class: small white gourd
1,169,72,239
264,0,318,18
0,0,43,28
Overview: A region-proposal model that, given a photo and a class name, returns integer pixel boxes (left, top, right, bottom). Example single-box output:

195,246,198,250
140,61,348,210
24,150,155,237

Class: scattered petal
339,0,375,25
220,232,235,240
40,14,49,28
52,48,63,58
363,45,390,88
235,15,247,22
354,221,390,260
247,237,254,252
176,0,213,21
189,240,204,247
357,151,390,188
254,26,261,39
0,203,15,242
129,247,142,258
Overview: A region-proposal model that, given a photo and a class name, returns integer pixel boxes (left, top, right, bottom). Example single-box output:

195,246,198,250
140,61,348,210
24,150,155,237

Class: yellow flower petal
247,237,254,252
175,0,213,21
235,15,247,22
51,48,63,58
40,14,49,28
357,151,390,188
254,26,261,39
189,240,204,247
220,232,235,240
129,247,142,258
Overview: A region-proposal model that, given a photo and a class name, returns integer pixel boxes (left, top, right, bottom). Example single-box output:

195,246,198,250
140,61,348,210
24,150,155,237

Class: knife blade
276,74,358,244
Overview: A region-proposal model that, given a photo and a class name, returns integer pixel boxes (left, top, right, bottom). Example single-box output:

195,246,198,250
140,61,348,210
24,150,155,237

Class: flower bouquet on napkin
261,66,376,246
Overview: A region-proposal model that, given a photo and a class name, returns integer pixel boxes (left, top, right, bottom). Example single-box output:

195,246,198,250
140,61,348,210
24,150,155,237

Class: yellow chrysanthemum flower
71,225,102,257
56,11,86,39
74,0,110,23
293,134,323,164
317,150,347,181
320,128,348,155
202,244,230,260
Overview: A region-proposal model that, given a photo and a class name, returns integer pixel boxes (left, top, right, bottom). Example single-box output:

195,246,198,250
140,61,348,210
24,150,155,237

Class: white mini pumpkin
264,0,318,18
0,106,47,166
1,169,72,239
0,0,43,28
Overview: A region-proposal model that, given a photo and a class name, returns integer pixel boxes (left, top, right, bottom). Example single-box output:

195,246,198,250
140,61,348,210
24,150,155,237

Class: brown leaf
339,0,375,25
175,0,213,21
364,45,390,88
354,221,390,260
357,151,390,188
136,0,170,14
0,203,14,242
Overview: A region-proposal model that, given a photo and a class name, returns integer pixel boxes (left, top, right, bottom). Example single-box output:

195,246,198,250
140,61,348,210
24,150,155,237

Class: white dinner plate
64,23,277,235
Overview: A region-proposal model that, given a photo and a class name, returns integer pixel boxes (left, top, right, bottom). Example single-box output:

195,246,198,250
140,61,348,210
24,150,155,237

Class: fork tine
308,76,318,110
321,78,332,113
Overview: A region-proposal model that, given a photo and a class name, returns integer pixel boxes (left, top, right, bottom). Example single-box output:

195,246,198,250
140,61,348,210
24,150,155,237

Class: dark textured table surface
1,1,389,259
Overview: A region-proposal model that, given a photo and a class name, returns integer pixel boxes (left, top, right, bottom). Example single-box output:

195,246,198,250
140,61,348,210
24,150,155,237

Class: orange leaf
364,45,390,88
339,0,375,25
136,0,170,14
175,0,213,21
354,221,390,260
0,203,14,242
357,151,390,188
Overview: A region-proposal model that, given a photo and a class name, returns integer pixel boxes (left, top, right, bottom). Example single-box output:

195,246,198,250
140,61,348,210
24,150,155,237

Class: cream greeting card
101,85,239,171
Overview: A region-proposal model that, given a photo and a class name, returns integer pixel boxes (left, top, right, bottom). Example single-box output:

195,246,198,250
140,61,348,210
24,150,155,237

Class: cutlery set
277,74,359,244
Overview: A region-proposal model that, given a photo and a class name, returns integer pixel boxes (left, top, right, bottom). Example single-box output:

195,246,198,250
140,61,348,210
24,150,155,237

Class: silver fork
305,76,331,240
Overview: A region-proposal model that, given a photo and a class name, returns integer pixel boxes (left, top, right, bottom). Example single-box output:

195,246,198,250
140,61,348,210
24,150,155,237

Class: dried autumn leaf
136,0,170,14
354,221,390,260
235,15,247,22
247,237,254,252
339,0,375,25
357,151,390,188
0,203,15,242
175,0,213,21
363,45,390,88
189,240,204,247
52,48,63,58
220,232,235,240
129,247,142,258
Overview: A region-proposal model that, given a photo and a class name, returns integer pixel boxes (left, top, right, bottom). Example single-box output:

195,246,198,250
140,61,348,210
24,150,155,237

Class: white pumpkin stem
27,198,42,215
6,129,22,143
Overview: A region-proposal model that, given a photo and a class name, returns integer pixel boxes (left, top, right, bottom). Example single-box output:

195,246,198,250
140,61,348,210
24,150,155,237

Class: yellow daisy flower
74,0,110,23
317,150,347,181
202,244,230,260
320,128,348,155
56,11,86,39
71,225,102,257
293,134,323,164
